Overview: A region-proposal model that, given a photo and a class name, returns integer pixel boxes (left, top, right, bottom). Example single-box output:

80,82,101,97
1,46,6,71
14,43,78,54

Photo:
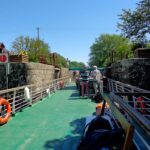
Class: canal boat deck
0,85,95,150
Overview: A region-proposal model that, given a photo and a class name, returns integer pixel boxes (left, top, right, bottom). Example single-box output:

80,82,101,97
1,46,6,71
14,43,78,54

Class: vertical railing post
29,86,33,106
40,84,43,100
115,82,118,92
12,90,16,116
131,87,136,109
49,84,51,96
52,81,54,92
99,80,103,94
112,80,114,92
53,81,56,92
55,80,57,90
121,84,125,93
56,79,58,90
121,84,126,100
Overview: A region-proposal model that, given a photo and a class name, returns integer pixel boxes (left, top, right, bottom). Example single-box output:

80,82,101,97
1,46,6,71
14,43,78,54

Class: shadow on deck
63,85,76,90
65,85,81,100
43,117,85,150
68,92,80,100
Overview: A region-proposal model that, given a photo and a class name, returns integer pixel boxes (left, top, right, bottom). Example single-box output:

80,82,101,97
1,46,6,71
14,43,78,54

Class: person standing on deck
80,66,90,79
91,65,103,94
79,66,90,96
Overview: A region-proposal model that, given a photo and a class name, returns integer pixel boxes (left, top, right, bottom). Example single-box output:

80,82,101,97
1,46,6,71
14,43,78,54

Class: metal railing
99,80,103,94
107,79,150,150
0,76,70,117
109,92,150,150
108,79,150,120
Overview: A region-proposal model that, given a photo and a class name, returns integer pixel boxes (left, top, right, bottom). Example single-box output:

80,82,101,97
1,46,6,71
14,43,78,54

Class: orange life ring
0,98,11,124
136,96,145,114
96,103,109,115
96,103,109,109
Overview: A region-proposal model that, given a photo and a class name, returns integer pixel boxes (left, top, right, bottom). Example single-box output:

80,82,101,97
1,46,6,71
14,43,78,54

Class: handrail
0,76,70,117
0,76,70,94
108,78,150,93
108,78,150,120
106,78,150,149
110,93,150,133
0,85,33,94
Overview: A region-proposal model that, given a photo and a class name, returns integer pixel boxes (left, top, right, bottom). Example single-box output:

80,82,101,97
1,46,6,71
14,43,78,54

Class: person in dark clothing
79,66,90,96
0,43,8,54
80,66,90,80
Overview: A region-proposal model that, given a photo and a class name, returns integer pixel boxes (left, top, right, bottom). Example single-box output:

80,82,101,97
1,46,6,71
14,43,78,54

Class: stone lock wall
60,68,69,78
0,62,69,90
110,58,150,90
26,62,55,86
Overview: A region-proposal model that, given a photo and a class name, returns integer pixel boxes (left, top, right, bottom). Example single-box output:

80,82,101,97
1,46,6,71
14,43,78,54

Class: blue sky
0,0,139,64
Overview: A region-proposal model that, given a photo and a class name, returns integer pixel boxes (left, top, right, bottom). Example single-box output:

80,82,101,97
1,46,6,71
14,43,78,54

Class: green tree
51,54,85,68
12,36,51,63
29,39,50,63
69,61,85,68
118,0,150,43
56,53,68,67
146,43,150,48
12,36,31,52
89,34,132,66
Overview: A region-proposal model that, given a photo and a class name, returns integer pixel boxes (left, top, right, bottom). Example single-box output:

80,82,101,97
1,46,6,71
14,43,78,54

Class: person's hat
93,65,97,69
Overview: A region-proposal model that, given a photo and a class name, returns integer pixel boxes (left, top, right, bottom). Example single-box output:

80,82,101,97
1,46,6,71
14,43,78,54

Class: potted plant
9,50,29,63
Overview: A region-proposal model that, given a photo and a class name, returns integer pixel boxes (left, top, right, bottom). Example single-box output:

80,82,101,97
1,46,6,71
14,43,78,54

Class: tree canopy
12,36,85,68
12,36,51,63
88,34,132,67
56,53,68,68
118,0,150,43
69,61,85,68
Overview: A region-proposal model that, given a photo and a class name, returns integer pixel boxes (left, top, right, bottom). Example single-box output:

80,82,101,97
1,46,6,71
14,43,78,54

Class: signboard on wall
0,54,8,63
